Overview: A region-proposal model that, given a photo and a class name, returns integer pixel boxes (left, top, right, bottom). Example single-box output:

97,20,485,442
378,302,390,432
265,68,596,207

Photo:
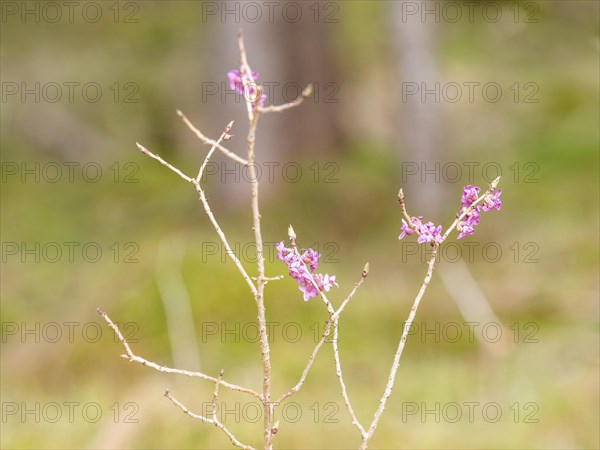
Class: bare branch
233,34,274,446
333,318,367,439
275,264,368,407
274,318,332,407
252,275,284,286
136,142,193,183
397,188,421,235
237,31,257,121
98,309,261,399
325,263,371,438
258,84,313,114
359,245,439,449
165,390,256,450
190,181,258,297
197,120,234,182
135,136,258,297
177,110,249,166
332,263,369,321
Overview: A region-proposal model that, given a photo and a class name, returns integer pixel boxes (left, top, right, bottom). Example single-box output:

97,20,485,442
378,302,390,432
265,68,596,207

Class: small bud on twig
362,263,370,278
490,176,501,190
223,121,234,140
288,224,296,242
398,188,405,205
271,420,280,435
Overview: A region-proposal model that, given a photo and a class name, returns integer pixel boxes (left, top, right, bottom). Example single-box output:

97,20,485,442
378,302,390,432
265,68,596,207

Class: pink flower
227,69,258,94
397,185,502,243
461,185,480,207
482,189,502,211
457,209,480,239
301,248,320,272
276,241,338,301
417,222,443,245
314,273,338,293
455,185,501,239
227,69,266,107
399,216,423,240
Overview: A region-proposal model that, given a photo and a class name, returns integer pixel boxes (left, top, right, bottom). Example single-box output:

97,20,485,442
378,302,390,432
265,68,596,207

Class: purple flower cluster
399,216,443,245
276,242,338,301
399,184,502,243
456,185,502,239
227,69,266,107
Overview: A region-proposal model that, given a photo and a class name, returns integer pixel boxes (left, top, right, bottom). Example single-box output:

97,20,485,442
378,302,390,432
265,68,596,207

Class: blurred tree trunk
390,3,446,214
202,10,344,209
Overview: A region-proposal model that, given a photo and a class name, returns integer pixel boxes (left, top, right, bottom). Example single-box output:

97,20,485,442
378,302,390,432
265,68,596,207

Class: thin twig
165,389,255,450
275,265,368,407
191,181,258,297
136,142,192,183
252,275,284,286
360,245,439,449
98,308,261,399
330,266,371,439
397,188,420,235
332,263,369,321
197,120,234,182
135,140,258,298
237,31,273,449
237,31,257,121
177,110,249,166
273,318,333,406
258,84,313,114
333,318,367,438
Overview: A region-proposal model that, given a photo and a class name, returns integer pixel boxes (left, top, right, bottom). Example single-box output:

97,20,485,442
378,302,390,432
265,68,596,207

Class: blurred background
1,1,598,448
